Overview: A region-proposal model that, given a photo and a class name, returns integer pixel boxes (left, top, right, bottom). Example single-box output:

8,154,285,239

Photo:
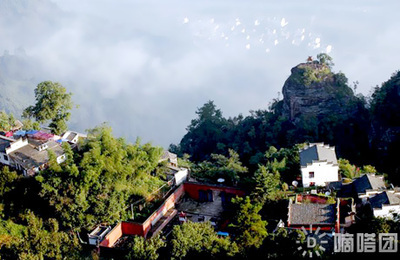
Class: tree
37,124,164,230
338,158,358,179
252,166,281,203
251,146,293,203
229,196,268,251
23,81,73,135
261,228,306,259
179,101,227,161
192,149,248,185
317,53,334,68
0,166,19,198
21,118,41,131
170,221,238,259
0,211,81,259
127,234,166,260
0,111,16,132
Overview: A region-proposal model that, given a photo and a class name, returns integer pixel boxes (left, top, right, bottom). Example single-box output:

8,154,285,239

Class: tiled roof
0,136,13,153
66,132,77,142
289,203,336,225
326,181,343,190
353,174,386,195
8,140,64,170
387,192,400,205
160,150,177,161
300,143,337,167
370,191,400,209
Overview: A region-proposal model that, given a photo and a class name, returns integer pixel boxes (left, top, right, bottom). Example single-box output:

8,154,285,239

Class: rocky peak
282,61,356,122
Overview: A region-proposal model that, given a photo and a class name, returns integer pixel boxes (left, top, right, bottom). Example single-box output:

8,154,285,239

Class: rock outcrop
282,62,356,122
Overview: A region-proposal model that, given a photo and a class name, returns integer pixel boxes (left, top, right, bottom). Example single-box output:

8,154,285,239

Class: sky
1,0,399,148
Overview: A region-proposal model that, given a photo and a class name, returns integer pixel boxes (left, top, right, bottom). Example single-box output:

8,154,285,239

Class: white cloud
280,18,289,27
2,0,400,147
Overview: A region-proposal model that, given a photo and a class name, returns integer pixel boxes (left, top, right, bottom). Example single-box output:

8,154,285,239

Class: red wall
98,182,245,247
141,184,185,237
99,222,123,247
296,194,329,204
121,222,145,236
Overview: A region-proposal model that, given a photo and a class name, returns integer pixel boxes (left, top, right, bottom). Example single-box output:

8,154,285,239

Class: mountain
0,51,36,117
175,55,372,173
282,61,358,123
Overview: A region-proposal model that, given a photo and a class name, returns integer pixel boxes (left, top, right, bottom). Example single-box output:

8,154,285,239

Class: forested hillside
172,55,400,185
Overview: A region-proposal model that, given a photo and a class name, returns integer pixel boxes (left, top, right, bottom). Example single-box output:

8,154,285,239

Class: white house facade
373,205,400,218
300,143,339,188
0,135,66,177
369,191,400,219
301,161,339,188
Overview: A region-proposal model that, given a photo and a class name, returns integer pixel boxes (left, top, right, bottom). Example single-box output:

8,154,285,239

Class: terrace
88,182,245,248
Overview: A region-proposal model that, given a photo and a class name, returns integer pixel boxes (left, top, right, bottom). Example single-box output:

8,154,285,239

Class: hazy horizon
1,0,399,148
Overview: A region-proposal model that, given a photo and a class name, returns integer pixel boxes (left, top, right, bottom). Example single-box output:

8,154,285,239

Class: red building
93,182,245,248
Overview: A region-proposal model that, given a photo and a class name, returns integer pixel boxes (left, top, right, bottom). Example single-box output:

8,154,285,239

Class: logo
296,225,329,258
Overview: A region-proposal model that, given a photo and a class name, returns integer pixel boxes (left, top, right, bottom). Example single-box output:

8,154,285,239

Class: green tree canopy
0,211,81,259
229,196,268,251
170,221,238,259
37,124,164,230
126,234,166,260
317,53,334,68
23,81,73,135
179,101,228,161
0,111,16,132
191,149,248,185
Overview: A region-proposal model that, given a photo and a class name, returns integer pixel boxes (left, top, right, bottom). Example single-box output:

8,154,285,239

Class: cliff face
282,62,356,122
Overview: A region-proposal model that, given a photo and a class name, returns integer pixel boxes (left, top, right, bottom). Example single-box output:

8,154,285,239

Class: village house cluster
0,121,86,176
287,143,400,254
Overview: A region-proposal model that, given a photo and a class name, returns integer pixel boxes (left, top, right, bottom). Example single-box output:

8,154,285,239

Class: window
3,155,8,161
310,182,315,187
309,171,315,178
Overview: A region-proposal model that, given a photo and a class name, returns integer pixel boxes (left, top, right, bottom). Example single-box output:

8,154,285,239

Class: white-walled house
353,173,386,199
369,191,400,219
61,130,87,144
159,150,178,167
300,143,339,188
0,135,66,177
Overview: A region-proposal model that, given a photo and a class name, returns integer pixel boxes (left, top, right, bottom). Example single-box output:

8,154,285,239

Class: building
287,194,340,232
159,150,178,167
61,130,87,145
368,190,400,218
0,135,66,176
158,150,188,186
165,166,189,186
0,135,16,166
352,173,386,199
299,143,339,188
88,182,246,248
88,226,112,246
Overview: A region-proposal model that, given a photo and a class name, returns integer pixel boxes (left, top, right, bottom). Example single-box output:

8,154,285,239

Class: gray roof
289,203,336,225
8,140,64,170
370,191,400,209
353,174,386,195
300,143,337,167
66,132,77,142
160,150,177,161
0,136,13,153
326,181,343,190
